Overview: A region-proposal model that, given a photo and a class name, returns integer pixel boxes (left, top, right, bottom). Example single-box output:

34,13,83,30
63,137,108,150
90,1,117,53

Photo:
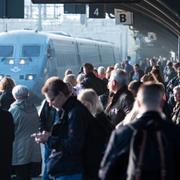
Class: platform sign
64,4,86,14
89,4,105,18
0,0,24,18
115,9,133,25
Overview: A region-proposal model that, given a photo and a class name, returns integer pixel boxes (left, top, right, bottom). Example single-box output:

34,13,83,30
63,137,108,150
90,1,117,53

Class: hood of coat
10,98,37,113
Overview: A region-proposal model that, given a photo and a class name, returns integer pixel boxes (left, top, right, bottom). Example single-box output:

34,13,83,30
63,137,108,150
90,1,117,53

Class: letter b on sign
115,9,133,25
119,14,126,23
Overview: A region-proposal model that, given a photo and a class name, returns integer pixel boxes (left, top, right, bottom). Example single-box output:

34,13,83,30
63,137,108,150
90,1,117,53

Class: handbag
47,150,63,176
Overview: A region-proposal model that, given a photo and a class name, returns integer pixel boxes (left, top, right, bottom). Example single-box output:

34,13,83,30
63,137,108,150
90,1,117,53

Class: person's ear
112,80,116,88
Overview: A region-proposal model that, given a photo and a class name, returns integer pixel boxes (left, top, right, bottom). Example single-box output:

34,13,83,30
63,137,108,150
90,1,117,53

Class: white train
0,30,120,103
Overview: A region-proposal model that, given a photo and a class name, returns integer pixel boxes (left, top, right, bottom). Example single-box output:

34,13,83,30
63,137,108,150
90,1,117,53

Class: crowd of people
1,56,180,180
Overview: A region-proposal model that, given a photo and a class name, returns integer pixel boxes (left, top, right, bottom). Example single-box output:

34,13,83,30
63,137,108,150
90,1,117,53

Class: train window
0,46,13,57
22,45,40,57
78,42,100,65
53,40,79,66
99,45,114,64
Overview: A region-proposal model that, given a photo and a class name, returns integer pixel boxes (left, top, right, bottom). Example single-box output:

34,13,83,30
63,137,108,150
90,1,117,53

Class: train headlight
9,59,14,64
26,74,36,80
27,75,33,80
19,59,26,64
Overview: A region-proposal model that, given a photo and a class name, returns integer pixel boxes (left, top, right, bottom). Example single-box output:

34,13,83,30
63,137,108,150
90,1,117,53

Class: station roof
106,0,180,37
162,0,179,17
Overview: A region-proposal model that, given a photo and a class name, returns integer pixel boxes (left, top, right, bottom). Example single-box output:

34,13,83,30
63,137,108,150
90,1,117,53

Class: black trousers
13,163,31,180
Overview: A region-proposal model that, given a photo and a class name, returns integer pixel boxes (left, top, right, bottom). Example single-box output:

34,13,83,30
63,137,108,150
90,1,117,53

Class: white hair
97,66,105,75
77,88,103,116
114,63,121,70
12,85,29,100
109,69,128,86
76,73,85,83
63,74,76,86
173,85,180,92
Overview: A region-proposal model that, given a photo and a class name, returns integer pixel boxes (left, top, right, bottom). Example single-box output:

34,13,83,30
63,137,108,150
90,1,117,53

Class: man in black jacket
33,76,94,180
105,69,134,126
99,82,180,180
81,63,107,96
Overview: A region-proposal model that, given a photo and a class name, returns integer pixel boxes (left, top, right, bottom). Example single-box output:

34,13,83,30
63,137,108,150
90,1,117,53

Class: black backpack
127,119,171,180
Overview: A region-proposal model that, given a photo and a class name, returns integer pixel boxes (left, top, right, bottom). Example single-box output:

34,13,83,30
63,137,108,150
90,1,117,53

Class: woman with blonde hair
77,89,113,180
78,88,103,116
77,88,113,131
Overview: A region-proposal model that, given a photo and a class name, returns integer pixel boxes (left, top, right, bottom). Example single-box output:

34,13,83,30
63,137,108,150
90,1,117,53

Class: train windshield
0,46,13,57
22,45,40,57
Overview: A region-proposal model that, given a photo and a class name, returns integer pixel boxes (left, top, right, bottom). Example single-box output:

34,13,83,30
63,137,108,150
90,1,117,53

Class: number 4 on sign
89,4,105,18
94,8,99,16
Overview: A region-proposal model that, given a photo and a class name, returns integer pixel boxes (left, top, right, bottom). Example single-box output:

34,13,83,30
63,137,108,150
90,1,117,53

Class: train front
0,30,48,104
